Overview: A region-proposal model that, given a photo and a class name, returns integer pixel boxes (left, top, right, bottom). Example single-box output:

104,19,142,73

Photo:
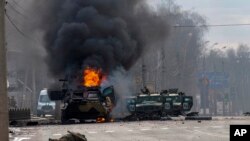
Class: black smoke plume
37,0,170,77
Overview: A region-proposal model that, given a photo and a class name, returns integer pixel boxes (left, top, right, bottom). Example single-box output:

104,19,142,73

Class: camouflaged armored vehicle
161,89,193,116
133,94,163,120
126,88,193,120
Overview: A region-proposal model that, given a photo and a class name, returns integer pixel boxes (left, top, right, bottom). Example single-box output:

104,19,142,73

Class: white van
37,89,55,117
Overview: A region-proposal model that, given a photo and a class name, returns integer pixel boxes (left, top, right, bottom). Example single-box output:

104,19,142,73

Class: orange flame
83,67,102,87
96,117,106,123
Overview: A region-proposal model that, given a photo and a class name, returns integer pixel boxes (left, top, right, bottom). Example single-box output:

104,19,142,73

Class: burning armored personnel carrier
48,67,116,123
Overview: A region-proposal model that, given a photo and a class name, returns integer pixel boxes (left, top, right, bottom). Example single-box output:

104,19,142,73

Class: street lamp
188,32,193,37
181,32,193,90
213,43,218,46
202,42,218,70
201,42,219,115
204,41,210,45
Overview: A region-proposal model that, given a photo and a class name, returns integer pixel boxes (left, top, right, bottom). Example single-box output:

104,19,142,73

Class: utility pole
32,64,37,115
21,68,28,108
141,57,146,88
0,0,9,140
168,0,171,13
161,46,166,90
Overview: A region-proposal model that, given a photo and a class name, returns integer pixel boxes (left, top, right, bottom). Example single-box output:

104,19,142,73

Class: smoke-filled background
4,0,207,114
6,0,250,116
30,0,171,117
32,0,170,78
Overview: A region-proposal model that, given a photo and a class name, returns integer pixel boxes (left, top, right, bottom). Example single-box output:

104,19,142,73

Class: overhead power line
173,23,250,28
5,13,40,44
6,1,28,19
5,13,27,38
9,0,27,12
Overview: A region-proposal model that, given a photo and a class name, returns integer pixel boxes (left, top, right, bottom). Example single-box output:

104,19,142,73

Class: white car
37,89,55,117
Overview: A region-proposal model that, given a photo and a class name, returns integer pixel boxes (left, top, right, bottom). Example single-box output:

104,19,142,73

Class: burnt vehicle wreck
48,68,116,123
126,88,194,120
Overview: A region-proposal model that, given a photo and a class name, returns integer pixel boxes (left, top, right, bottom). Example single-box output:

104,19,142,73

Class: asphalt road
9,118,250,141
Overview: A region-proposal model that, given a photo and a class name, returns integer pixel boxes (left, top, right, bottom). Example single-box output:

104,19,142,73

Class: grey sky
175,0,250,49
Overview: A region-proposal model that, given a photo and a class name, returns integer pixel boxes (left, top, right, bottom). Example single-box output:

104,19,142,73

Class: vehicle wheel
138,115,144,121
61,110,68,124
130,114,138,121
79,119,85,123
105,113,112,122
37,112,43,117
161,111,167,117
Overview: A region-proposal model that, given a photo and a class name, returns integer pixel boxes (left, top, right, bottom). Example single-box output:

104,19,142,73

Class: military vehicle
126,94,163,120
126,88,193,120
48,79,115,123
161,89,193,116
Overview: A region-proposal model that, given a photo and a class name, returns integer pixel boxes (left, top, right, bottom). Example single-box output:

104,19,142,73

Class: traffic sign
198,72,229,89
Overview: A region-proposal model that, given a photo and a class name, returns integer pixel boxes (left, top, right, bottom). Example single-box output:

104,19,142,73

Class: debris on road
185,112,212,121
243,112,250,116
9,129,15,134
185,116,212,120
49,131,87,141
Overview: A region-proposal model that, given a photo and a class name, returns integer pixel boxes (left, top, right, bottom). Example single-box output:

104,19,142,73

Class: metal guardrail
9,108,31,121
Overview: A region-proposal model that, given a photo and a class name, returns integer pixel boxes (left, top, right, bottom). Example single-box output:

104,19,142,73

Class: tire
79,119,86,123
105,113,111,122
61,110,68,124
37,111,43,117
